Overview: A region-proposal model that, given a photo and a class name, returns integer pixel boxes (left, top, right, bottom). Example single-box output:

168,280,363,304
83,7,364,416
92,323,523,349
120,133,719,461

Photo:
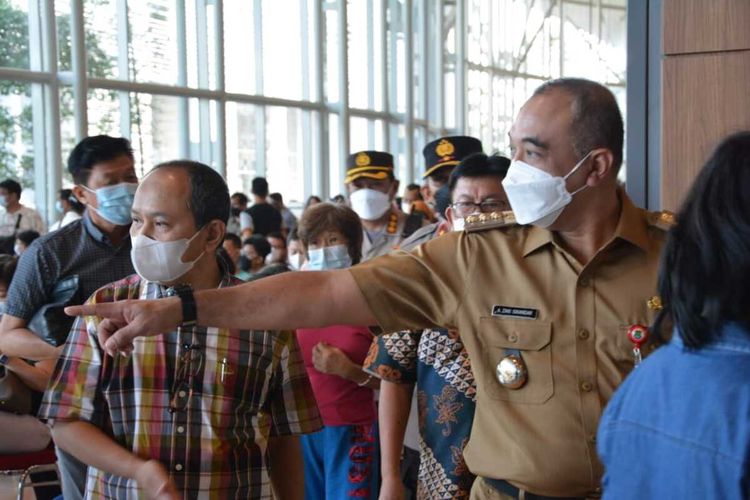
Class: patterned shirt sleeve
267,330,322,437
38,292,108,425
4,239,56,320
362,331,420,384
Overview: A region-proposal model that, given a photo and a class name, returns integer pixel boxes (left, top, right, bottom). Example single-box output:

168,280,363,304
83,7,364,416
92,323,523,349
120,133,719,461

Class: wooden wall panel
663,0,750,55
661,50,750,211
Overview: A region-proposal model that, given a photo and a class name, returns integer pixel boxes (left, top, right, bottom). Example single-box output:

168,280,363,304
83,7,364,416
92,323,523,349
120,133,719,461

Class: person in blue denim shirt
597,131,750,500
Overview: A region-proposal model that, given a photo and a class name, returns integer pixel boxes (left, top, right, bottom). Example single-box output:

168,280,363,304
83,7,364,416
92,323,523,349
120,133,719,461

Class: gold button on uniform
578,329,590,340
580,381,593,392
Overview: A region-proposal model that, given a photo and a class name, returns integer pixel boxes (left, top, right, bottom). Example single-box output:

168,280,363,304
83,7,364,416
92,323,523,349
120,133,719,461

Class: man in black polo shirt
0,135,138,500
240,177,283,238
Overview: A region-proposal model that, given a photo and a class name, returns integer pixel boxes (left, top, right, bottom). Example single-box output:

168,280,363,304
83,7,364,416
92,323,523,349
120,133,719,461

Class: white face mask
131,230,205,285
349,188,391,221
451,217,466,232
288,253,304,271
502,152,592,228
13,244,23,256
306,244,352,271
401,200,412,214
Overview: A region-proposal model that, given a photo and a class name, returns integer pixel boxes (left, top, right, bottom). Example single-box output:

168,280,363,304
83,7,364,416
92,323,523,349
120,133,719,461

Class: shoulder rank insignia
465,211,517,233
647,210,676,231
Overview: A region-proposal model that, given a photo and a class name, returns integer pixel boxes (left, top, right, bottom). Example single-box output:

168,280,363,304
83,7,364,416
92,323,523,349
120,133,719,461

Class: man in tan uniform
68,78,673,499
344,150,425,260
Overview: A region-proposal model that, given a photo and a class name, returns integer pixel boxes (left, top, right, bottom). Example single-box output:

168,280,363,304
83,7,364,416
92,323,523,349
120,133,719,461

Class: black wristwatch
165,284,197,327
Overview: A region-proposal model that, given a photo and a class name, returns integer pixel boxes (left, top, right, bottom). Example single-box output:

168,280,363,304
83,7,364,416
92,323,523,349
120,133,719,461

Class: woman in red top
296,203,380,500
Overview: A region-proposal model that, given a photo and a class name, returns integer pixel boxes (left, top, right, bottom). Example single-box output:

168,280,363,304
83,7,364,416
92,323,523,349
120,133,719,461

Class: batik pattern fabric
364,328,477,499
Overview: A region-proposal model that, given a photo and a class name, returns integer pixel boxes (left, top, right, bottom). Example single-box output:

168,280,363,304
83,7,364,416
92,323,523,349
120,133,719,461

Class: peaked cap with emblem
345,150,395,184
422,136,483,179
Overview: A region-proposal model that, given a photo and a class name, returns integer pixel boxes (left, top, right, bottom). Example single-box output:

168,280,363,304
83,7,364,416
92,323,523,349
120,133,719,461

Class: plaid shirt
39,273,321,499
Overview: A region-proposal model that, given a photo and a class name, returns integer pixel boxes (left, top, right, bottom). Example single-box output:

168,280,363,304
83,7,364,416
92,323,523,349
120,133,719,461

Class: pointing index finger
65,302,123,319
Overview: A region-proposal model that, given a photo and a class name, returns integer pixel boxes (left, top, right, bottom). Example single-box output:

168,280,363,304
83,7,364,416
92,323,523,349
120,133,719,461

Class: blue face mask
306,244,352,271
55,200,64,214
83,183,138,226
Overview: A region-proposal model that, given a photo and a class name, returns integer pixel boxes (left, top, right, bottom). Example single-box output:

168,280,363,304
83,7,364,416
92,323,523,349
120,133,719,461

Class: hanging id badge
627,324,649,366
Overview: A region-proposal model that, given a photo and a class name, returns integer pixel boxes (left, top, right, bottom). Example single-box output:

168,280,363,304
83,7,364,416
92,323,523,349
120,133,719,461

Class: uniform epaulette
646,210,676,231
464,211,517,233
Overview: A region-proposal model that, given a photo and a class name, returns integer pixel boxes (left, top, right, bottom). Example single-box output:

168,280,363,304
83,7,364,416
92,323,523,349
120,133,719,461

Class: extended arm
68,270,378,356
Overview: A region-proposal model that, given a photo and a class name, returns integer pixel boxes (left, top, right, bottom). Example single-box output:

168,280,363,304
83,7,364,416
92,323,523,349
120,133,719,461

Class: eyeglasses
451,199,509,217
169,343,204,413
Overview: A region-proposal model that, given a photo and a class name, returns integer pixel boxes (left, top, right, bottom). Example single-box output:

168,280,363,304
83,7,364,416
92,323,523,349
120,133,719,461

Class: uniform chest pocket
479,317,553,404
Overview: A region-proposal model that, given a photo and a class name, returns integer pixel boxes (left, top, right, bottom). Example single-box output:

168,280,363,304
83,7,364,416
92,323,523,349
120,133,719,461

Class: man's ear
389,179,400,199
445,205,455,225
420,184,432,204
71,185,91,206
204,220,226,250
586,148,615,187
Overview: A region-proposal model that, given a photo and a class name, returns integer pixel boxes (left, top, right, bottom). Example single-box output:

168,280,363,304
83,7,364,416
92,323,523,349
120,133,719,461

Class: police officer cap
422,136,483,179
345,150,395,184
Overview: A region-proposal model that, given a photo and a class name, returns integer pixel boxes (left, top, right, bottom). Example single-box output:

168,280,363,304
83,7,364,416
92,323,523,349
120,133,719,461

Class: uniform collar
521,190,649,258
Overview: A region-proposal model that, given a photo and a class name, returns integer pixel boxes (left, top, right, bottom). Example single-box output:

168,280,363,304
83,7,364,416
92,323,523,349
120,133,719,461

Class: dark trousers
400,445,420,500
55,446,87,500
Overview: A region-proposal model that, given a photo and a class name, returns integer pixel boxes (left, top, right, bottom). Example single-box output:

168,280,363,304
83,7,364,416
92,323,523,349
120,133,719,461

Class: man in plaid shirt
39,160,321,499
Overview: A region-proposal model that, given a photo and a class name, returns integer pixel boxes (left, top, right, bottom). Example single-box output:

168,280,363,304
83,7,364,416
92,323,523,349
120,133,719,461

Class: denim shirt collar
672,321,750,354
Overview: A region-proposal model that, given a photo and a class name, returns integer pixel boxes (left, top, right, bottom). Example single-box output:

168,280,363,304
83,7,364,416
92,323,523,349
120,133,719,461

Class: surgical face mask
13,244,23,256
0,196,7,208
452,217,466,232
306,244,352,271
349,188,391,221
502,152,592,228
131,229,205,285
55,200,64,214
288,252,304,271
84,183,138,226
401,200,412,214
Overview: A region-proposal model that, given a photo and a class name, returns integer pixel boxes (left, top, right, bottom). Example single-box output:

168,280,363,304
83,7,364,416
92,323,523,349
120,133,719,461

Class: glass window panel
387,0,406,114
55,2,72,72
266,106,305,205
87,88,122,138
347,0,369,110
328,112,341,197
130,93,182,172
59,87,76,176
128,1,182,86
223,0,258,95
225,102,259,196
325,5,339,103
302,0,318,101
389,123,406,182
413,126,426,177
82,0,118,78
262,0,303,100
0,81,34,188
0,1,30,70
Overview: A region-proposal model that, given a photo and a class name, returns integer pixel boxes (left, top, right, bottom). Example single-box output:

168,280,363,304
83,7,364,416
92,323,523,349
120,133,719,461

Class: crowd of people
0,77,747,500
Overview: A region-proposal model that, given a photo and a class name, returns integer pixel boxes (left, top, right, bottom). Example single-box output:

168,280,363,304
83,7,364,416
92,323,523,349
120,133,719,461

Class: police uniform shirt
348,193,670,497
361,209,410,261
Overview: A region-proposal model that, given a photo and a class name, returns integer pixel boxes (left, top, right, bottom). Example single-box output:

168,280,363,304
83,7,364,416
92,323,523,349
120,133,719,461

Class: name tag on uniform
492,305,539,320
